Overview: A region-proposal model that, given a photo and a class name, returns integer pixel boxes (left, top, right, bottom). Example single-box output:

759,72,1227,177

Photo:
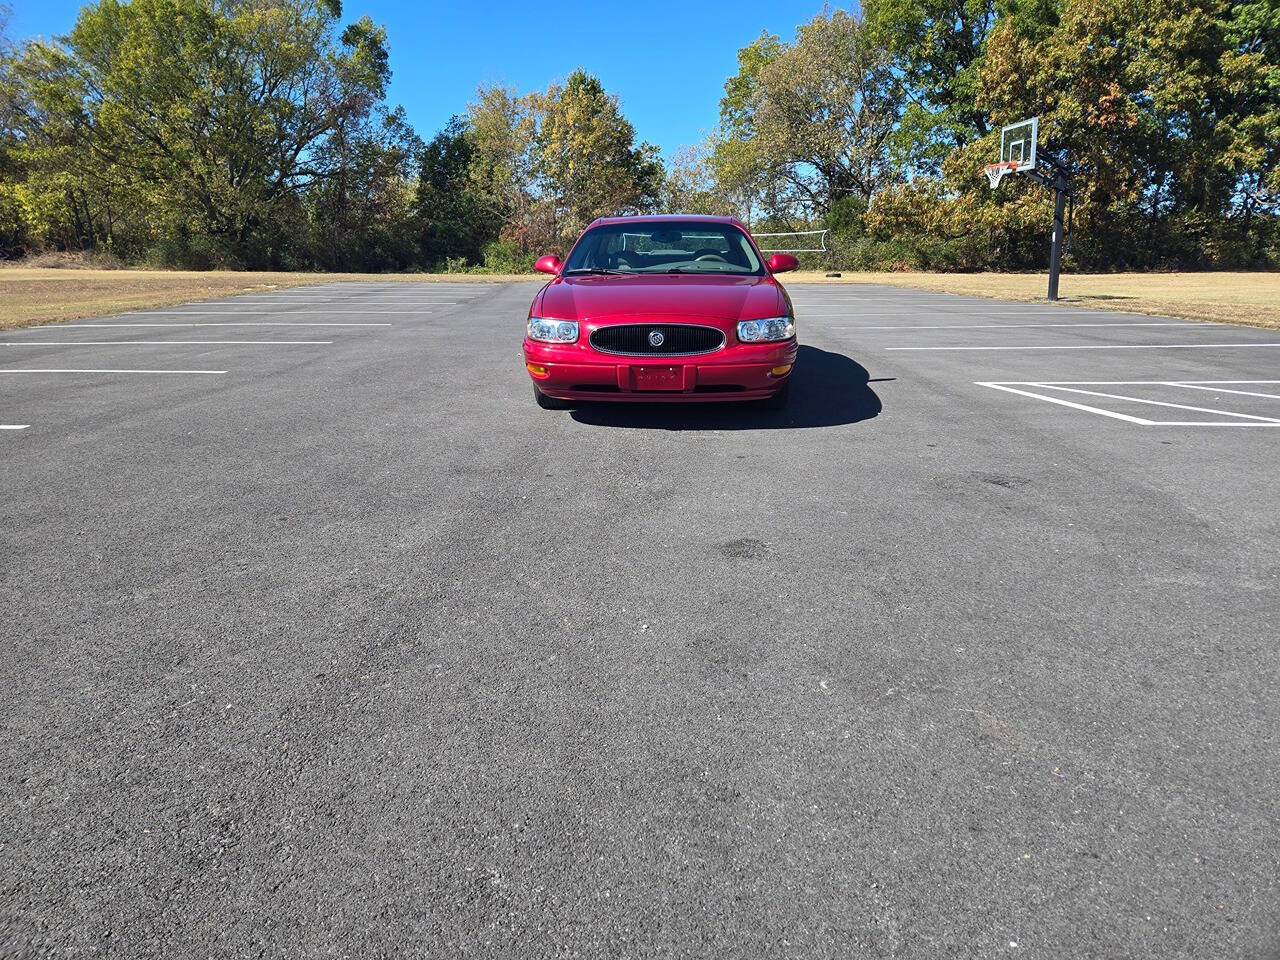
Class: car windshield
562,222,764,276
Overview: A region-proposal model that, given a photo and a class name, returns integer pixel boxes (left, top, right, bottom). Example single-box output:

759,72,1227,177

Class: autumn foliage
0,0,1275,271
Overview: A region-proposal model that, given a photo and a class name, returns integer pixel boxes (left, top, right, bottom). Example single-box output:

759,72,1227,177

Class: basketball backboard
1001,118,1038,172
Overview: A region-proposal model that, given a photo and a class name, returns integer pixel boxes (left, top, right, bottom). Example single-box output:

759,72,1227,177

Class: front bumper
524,338,798,403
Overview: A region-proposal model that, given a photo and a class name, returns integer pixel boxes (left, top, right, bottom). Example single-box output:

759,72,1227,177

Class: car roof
587,214,748,230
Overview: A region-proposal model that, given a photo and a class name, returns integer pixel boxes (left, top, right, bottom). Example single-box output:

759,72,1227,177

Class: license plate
633,366,683,391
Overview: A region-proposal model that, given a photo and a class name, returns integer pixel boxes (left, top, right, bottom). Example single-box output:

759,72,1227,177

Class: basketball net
984,161,1019,189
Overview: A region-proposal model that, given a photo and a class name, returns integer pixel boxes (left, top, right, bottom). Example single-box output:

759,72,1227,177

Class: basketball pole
1023,156,1072,302
1047,169,1069,301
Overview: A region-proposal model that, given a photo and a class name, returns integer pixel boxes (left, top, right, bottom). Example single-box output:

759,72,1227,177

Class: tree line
0,0,1276,272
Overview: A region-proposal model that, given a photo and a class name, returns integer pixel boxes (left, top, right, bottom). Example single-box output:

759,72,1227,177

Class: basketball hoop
984,161,1019,189
980,114,1075,301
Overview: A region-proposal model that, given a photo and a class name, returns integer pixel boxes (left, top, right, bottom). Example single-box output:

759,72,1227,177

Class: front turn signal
526,363,549,378
770,364,793,377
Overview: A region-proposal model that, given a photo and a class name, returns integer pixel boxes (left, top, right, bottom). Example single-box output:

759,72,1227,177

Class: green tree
663,139,724,215
712,11,908,222
305,106,422,271
464,83,542,251
0,3,32,257
8,0,398,267
533,70,663,246
977,0,1278,266
710,31,787,221
413,115,501,268
863,0,1001,169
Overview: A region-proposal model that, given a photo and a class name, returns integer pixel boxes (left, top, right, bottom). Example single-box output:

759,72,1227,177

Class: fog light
770,364,793,377
526,363,549,378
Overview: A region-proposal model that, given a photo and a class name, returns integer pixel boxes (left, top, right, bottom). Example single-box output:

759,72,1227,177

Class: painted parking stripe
1168,383,1280,400
831,321,1207,330
888,342,1280,351
36,322,391,328
1033,384,1280,422
807,313,1110,319
977,382,1154,423
1,424,30,430
192,299,462,305
976,381,1280,427
0,368,226,374
1003,380,1280,385
262,296,481,301
2,340,332,346
128,310,435,316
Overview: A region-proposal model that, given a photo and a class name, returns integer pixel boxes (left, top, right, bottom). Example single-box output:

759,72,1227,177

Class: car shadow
568,345,882,431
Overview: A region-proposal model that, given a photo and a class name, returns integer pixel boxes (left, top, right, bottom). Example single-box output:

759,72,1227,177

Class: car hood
535,274,786,323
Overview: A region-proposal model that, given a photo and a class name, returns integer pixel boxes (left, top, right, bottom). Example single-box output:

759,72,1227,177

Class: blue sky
10,0,830,159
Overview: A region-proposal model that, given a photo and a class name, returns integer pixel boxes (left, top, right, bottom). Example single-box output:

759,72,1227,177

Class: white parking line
2,340,332,346
0,368,226,374
805,311,1156,319
1,424,29,430
889,343,1280,351
33,322,391,328
1167,383,1280,400
978,382,1154,423
132,310,434,316
268,293,478,296
793,300,1072,307
976,381,1280,426
994,380,1280,385
832,321,1207,330
1034,384,1280,422
193,300,461,305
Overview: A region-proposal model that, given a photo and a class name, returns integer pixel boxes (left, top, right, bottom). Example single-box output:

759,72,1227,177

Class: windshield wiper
564,267,629,276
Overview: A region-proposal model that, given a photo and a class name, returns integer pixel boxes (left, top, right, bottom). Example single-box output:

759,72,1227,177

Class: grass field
788,270,1280,328
1,266,1276,331
0,268,527,331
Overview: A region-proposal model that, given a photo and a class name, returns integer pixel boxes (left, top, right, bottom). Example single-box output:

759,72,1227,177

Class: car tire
534,384,570,410
760,382,790,411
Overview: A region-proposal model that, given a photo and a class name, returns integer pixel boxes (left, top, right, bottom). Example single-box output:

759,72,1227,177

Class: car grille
589,323,725,356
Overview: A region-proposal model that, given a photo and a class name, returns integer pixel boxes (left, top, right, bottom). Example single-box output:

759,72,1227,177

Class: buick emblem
648,329,665,347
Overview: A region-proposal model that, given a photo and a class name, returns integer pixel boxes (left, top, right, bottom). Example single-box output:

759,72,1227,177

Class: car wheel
534,384,570,410
760,382,790,411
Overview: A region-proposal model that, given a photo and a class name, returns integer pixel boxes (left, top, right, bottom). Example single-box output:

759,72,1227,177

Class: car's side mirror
535,255,562,275
767,253,799,274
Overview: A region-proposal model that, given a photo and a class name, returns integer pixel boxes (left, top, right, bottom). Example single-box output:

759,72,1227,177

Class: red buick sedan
523,215,799,409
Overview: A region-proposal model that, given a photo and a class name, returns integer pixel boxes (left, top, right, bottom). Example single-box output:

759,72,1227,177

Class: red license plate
633,366,684,391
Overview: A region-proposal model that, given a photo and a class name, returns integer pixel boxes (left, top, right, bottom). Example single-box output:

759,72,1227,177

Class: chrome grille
589,323,725,356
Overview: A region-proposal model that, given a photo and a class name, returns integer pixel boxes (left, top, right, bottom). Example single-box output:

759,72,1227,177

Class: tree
712,10,908,222
977,0,1279,267
0,3,33,257
464,83,542,252
305,105,422,271
863,0,1001,173
533,70,663,246
710,31,787,222
413,115,499,268
663,139,724,215
8,0,398,266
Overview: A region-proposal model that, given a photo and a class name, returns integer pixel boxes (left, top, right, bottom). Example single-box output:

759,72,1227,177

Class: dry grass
2,265,1277,331
787,270,1280,329
0,267,530,330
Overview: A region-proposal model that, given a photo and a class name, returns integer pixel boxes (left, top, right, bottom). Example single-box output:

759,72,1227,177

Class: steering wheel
693,251,729,263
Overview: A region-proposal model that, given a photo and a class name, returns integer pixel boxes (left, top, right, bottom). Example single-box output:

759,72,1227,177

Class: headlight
737,316,794,343
527,317,579,344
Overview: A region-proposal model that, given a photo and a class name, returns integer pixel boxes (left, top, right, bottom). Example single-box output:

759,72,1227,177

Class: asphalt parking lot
3,281,1278,958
